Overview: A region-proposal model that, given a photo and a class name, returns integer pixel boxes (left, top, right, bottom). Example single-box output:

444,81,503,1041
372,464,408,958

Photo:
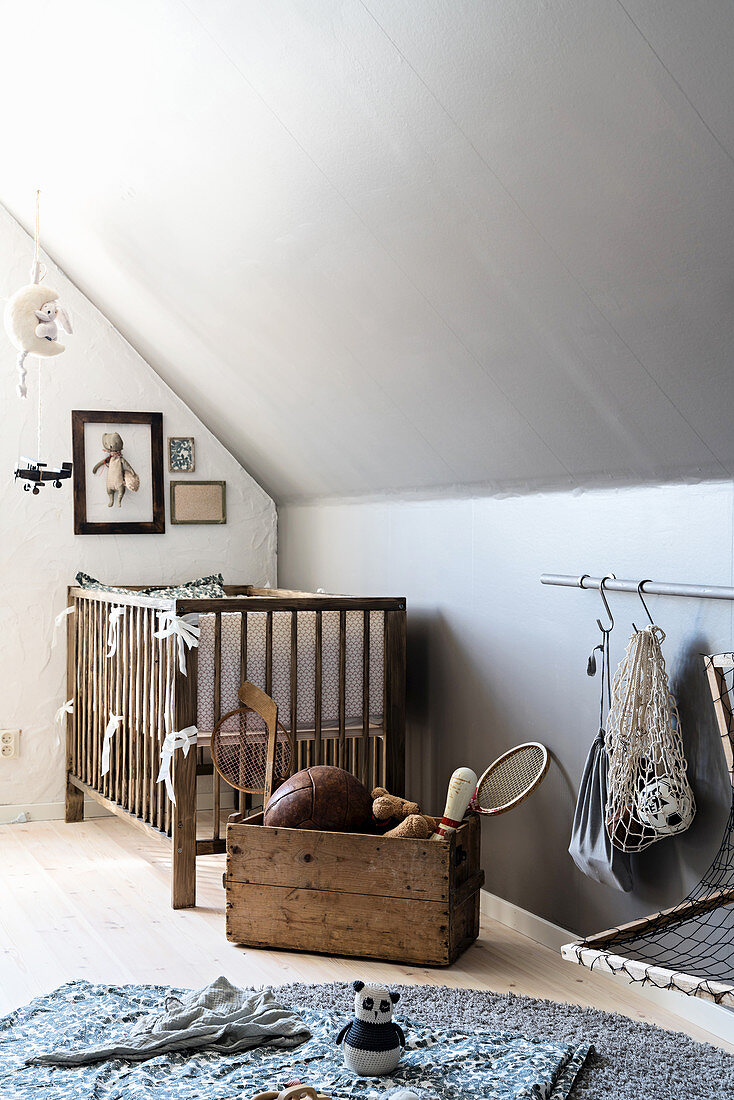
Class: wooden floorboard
0,816,732,1052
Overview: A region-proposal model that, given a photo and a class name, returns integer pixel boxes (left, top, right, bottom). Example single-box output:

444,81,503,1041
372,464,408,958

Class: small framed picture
72,411,165,535
168,436,195,473
170,480,226,525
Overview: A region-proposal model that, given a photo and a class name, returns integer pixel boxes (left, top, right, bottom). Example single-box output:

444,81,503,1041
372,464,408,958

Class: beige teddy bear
92,432,140,507
372,787,438,839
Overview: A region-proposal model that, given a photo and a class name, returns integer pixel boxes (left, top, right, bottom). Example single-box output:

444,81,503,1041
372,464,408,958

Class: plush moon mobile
4,192,72,399
6,191,74,496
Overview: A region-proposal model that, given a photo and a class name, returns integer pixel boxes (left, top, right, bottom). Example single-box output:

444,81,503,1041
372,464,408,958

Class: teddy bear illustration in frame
72,410,165,534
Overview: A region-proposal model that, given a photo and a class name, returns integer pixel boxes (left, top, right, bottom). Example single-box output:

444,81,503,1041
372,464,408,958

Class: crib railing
64,585,406,909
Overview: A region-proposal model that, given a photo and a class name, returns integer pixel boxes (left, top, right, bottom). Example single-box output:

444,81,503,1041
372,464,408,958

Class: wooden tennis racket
470,742,549,815
211,681,291,805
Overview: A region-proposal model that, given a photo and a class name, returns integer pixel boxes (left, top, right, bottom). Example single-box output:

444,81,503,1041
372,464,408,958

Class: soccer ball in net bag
636,775,694,837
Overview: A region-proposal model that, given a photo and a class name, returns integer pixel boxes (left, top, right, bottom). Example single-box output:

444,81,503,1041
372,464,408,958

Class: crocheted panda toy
336,981,405,1077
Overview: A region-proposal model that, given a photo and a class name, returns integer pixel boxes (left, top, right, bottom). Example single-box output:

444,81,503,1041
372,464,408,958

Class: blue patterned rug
0,980,590,1099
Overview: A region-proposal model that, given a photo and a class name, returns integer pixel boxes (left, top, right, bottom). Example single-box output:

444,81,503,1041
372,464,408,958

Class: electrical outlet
0,730,20,759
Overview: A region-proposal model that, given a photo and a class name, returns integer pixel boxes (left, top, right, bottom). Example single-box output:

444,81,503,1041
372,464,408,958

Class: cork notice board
170,480,226,524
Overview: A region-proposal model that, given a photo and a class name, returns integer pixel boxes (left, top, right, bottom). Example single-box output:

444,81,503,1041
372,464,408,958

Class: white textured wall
0,206,276,815
280,482,734,935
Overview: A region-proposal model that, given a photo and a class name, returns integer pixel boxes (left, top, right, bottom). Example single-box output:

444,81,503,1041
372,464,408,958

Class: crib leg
172,642,198,909
65,776,84,823
171,751,197,908
172,826,196,909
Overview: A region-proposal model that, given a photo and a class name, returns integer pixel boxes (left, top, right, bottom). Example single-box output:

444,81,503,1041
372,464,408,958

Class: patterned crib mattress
196,610,385,733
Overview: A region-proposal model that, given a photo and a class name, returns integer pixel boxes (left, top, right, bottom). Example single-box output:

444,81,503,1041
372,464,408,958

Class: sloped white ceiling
1,1,733,501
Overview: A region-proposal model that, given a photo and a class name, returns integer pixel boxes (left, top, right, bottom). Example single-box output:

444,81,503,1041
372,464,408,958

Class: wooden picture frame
72,410,165,535
170,480,227,525
168,436,196,473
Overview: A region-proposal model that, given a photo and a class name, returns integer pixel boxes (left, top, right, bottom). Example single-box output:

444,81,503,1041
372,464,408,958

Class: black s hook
596,574,615,635
633,579,654,633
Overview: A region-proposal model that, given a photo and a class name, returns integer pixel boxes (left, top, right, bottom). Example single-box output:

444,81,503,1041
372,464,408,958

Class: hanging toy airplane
14,457,72,494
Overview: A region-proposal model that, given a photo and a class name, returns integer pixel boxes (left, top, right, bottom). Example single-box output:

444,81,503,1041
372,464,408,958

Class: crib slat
265,611,273,696
70,600,79,779
89,602,95,787
289,611,297,778
239,611,248,817
149,619,160,827
130,607,138,812
162,632,171,833
140,608,150,820
362,610,370,789
383,608,406,794
99,603,107,799
112,606,120,802
240,610,248,681
126,608,133,810
104,603,112,800
88,600,96,787
122,606,130,808
120,608,129,809
108,609,116,802
93,601,101,787
115,612,124,807
164,636,172,836
155,631,165,831
80,601,88,784
315,611,322,766
338,610,346,771
93,602,101,792
131,606,141,814
213,613,222,842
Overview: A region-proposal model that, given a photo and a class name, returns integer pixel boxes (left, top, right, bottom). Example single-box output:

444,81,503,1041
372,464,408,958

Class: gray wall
279,480,734,935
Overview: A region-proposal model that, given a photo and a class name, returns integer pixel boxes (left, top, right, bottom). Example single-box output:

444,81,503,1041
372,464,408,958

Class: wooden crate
225,813,484,966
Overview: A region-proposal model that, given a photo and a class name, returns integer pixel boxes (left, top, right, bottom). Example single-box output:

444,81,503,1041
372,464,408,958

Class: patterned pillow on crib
75,572,226,598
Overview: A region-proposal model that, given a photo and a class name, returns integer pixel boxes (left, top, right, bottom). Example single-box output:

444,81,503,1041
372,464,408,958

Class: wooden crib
63,585,406,908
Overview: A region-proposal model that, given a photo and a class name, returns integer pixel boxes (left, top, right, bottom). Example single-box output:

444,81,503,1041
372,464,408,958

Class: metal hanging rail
541,573,734,603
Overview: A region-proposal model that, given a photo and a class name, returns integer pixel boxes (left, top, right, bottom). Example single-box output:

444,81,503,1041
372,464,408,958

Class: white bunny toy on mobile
34,299,72,342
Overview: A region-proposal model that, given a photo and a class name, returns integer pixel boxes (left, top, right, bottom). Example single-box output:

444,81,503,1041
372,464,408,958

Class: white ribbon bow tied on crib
101,712,124,776
54,698,74,747
51,604,74,649
106,606,126,658
157,726,198,804
153,611,200,675
54,698,73,725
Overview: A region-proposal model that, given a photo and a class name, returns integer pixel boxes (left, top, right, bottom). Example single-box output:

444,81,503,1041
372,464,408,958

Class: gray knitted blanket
27,977,311,1066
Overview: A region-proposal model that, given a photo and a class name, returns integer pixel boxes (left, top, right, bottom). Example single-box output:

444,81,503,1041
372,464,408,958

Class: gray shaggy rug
272,981,734,1099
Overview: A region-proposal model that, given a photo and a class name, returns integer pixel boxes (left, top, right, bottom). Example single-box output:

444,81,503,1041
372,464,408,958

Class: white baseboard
0,799,112,824
0,786,234,826
481,889,734,1047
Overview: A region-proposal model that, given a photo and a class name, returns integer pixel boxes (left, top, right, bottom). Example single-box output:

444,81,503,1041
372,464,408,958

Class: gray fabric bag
569,731,632,891
568,631,632,892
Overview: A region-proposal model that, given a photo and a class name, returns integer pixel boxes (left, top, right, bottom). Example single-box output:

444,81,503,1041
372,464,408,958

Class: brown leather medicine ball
264,765,372,832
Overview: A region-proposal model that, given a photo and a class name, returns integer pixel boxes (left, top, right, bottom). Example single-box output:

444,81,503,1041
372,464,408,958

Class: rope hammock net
562,653,734,1007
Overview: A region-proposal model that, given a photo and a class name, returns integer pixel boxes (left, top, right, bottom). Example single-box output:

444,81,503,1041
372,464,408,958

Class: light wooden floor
1,816,732,1053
